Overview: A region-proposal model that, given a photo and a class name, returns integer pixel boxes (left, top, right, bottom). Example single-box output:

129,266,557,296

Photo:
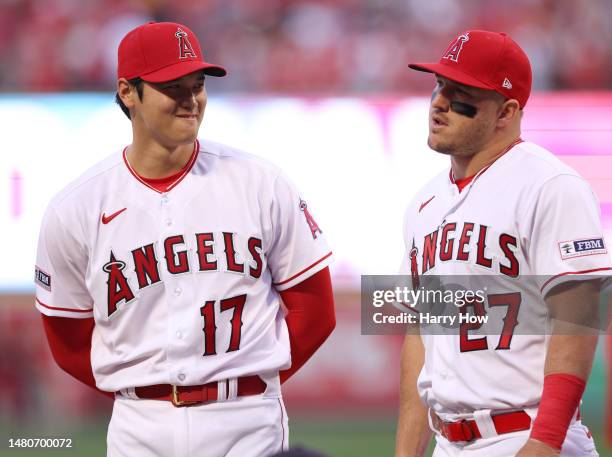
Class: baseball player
395,30,611,457
35,22,335,457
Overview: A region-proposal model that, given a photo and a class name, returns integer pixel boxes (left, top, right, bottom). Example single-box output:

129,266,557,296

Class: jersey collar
449,137,523,191
123,140,200,194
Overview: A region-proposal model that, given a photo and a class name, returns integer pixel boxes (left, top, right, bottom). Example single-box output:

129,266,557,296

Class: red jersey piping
273,252,333,287
450,137,524,187
123,140,199,194
36,298,93,313
278,399,286,450
540,267,612,292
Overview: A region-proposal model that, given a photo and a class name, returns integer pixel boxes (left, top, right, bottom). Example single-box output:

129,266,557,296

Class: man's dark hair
115,78,144,120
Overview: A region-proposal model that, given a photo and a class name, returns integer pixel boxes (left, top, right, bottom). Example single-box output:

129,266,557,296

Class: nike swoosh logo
419,196,435,213
101,208,127,225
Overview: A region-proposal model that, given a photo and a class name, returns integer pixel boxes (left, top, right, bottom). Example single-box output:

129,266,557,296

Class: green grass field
1,419,610,457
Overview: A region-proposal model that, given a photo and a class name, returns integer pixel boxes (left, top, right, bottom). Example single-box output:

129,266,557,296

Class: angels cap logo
442,33,470,62
176,27,197,59
502,78,513,89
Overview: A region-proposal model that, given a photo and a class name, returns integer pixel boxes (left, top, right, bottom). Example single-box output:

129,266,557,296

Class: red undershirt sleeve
279,267,336,384
41,314,114,399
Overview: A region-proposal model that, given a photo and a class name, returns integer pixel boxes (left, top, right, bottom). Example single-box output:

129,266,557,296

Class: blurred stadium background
1,0,612,456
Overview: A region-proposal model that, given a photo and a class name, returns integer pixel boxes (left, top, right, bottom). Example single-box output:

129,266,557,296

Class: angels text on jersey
104,231,263,317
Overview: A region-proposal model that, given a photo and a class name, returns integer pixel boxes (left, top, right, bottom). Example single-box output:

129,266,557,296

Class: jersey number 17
200,294,247,356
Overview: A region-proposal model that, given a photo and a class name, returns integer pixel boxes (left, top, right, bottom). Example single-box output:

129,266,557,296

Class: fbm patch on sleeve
35,266,52,291
558,238,607,260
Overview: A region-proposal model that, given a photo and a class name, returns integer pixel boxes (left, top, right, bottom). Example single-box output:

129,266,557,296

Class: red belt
127,375,266,407
430,410,531,442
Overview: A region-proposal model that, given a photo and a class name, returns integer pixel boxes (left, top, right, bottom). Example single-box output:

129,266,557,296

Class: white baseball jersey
35,139,332,392
400,140,612,416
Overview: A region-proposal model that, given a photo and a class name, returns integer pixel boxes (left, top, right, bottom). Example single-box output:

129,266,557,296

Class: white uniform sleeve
394,207,422,313
529,174,612,296
399,250,410,276
267,172,333,291
399,207,415,275
34,205,94,318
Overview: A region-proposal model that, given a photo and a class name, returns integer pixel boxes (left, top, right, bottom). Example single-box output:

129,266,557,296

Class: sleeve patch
35,266,52,291
299,199,323,239
558,238,607,260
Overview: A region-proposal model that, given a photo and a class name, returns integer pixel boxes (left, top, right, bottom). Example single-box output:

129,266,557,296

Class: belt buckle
171,385,199,407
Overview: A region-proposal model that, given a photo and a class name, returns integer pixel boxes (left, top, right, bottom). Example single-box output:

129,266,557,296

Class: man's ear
497,98,521,128
117,78,137,110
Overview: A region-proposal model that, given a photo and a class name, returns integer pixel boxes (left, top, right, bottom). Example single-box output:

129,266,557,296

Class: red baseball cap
409,30,532,108
118,22,227,82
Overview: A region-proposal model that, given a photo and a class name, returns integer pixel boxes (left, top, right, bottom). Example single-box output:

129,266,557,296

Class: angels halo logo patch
299,199,322,239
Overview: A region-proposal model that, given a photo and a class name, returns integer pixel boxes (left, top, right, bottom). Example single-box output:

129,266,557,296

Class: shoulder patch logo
559,238,607,260
442,33,470,62
176,28,197,59
299,199,322,239
35,266,51,291
409,239,420,289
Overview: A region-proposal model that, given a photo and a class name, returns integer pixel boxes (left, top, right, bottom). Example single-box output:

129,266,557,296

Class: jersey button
165,218,173,226
161,195,169,203
174,287,182,296
178,373,186,382
176,331,183,339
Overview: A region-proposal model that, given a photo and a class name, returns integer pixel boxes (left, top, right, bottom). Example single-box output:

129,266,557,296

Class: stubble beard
427,136,455,156
427,121,488,158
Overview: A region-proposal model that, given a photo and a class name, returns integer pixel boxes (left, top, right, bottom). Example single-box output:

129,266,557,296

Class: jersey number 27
459,292,521,352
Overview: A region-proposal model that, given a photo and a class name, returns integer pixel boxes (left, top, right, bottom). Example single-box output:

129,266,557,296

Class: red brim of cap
140,61,227,82
408,62,495,91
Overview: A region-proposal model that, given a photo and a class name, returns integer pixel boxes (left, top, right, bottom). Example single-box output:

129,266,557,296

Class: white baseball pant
107,375,288,457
